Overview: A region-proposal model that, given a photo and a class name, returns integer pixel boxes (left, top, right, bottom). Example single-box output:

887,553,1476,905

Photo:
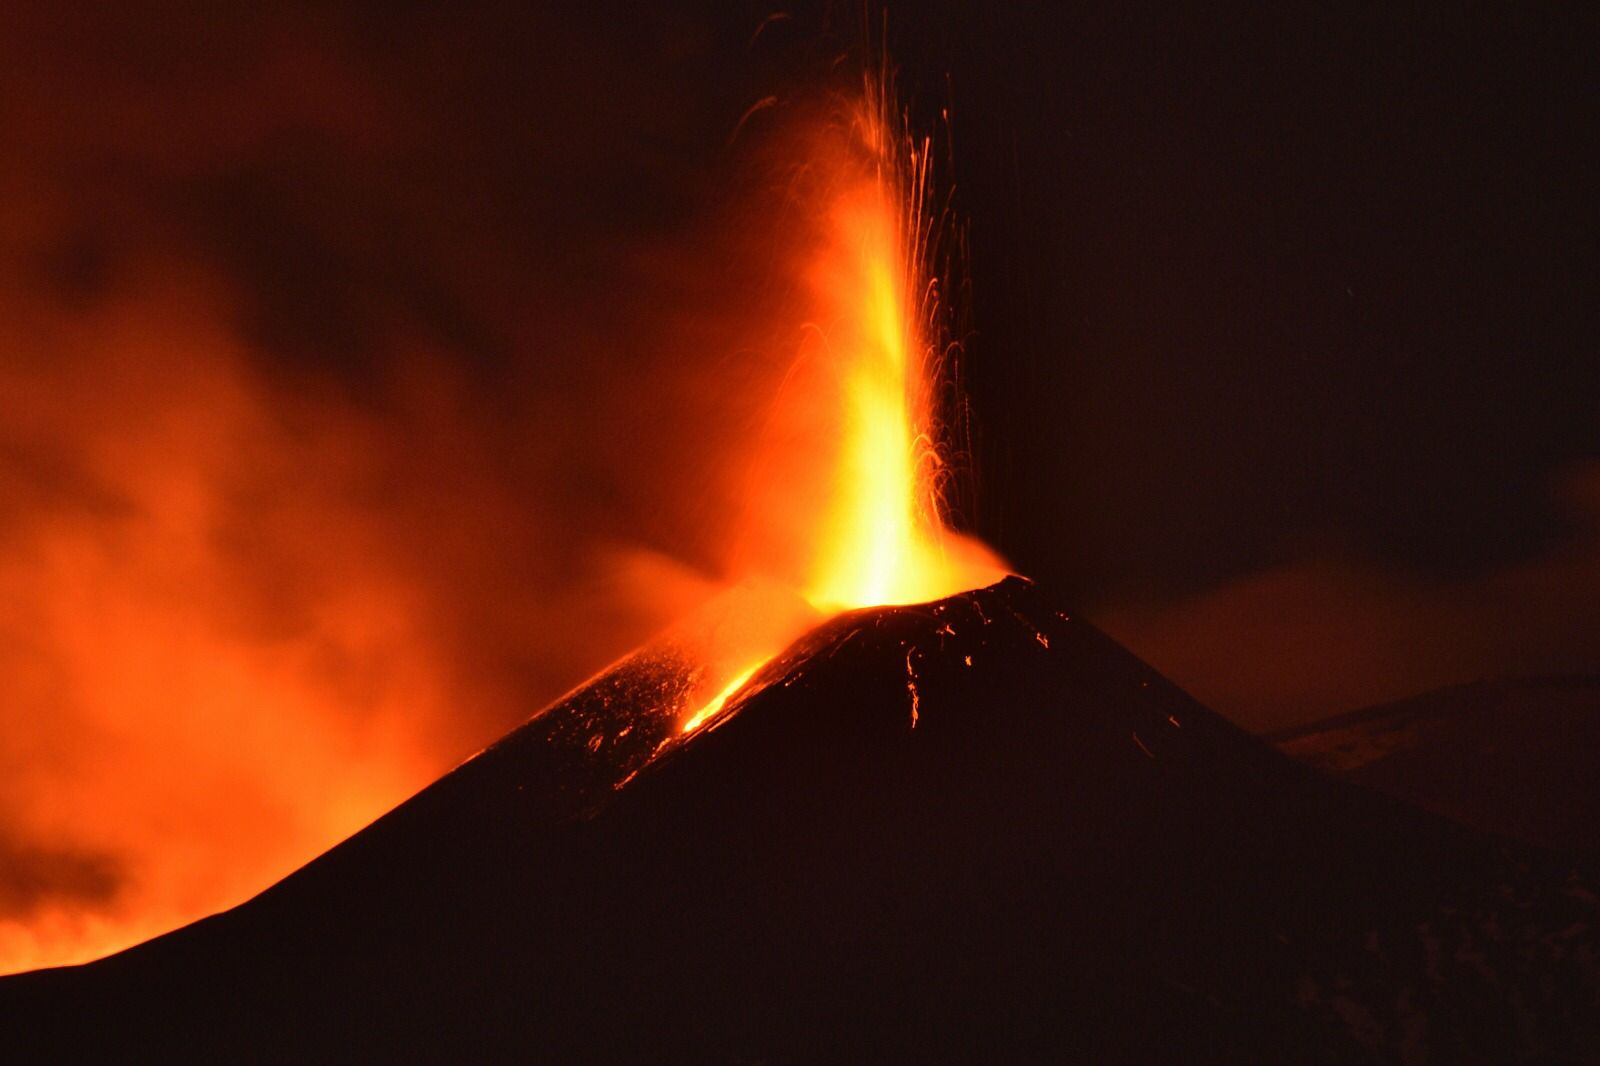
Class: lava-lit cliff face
4,576,1597,1063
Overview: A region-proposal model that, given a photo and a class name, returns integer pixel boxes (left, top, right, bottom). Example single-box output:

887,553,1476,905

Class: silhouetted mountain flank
1272,676,1600,852
3,577,1596,1062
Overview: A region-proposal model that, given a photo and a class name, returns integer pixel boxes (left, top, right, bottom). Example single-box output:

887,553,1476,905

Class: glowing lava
790,88,1003,615
680,86,1005,733
804,168,962,608
682,666,760,735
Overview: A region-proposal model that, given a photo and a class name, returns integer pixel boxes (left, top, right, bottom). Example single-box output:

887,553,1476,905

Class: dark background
903,5,1600,723
931,6,1599,596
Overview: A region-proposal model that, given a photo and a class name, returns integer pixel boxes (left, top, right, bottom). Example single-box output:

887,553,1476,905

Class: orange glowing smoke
0,289,441,973
0,73,1002,973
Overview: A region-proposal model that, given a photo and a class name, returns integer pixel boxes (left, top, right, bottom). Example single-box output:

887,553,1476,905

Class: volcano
3,576,1595,1062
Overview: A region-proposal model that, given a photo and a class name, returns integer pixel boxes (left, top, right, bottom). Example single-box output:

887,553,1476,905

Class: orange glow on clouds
0,280,440,972
0,73,1002,971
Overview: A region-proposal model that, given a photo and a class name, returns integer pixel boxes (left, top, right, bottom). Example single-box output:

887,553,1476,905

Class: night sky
906,5,1600,723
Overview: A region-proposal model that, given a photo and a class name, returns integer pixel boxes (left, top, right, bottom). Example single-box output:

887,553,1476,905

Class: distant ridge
1272,675,1600,850
1265,674,1600,743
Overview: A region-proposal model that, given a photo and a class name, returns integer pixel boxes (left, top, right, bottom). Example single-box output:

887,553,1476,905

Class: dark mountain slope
3,577,1595,1062
1272,677,1600,851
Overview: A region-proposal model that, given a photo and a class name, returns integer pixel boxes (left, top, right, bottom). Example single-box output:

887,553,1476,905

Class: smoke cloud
0,4,825,970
